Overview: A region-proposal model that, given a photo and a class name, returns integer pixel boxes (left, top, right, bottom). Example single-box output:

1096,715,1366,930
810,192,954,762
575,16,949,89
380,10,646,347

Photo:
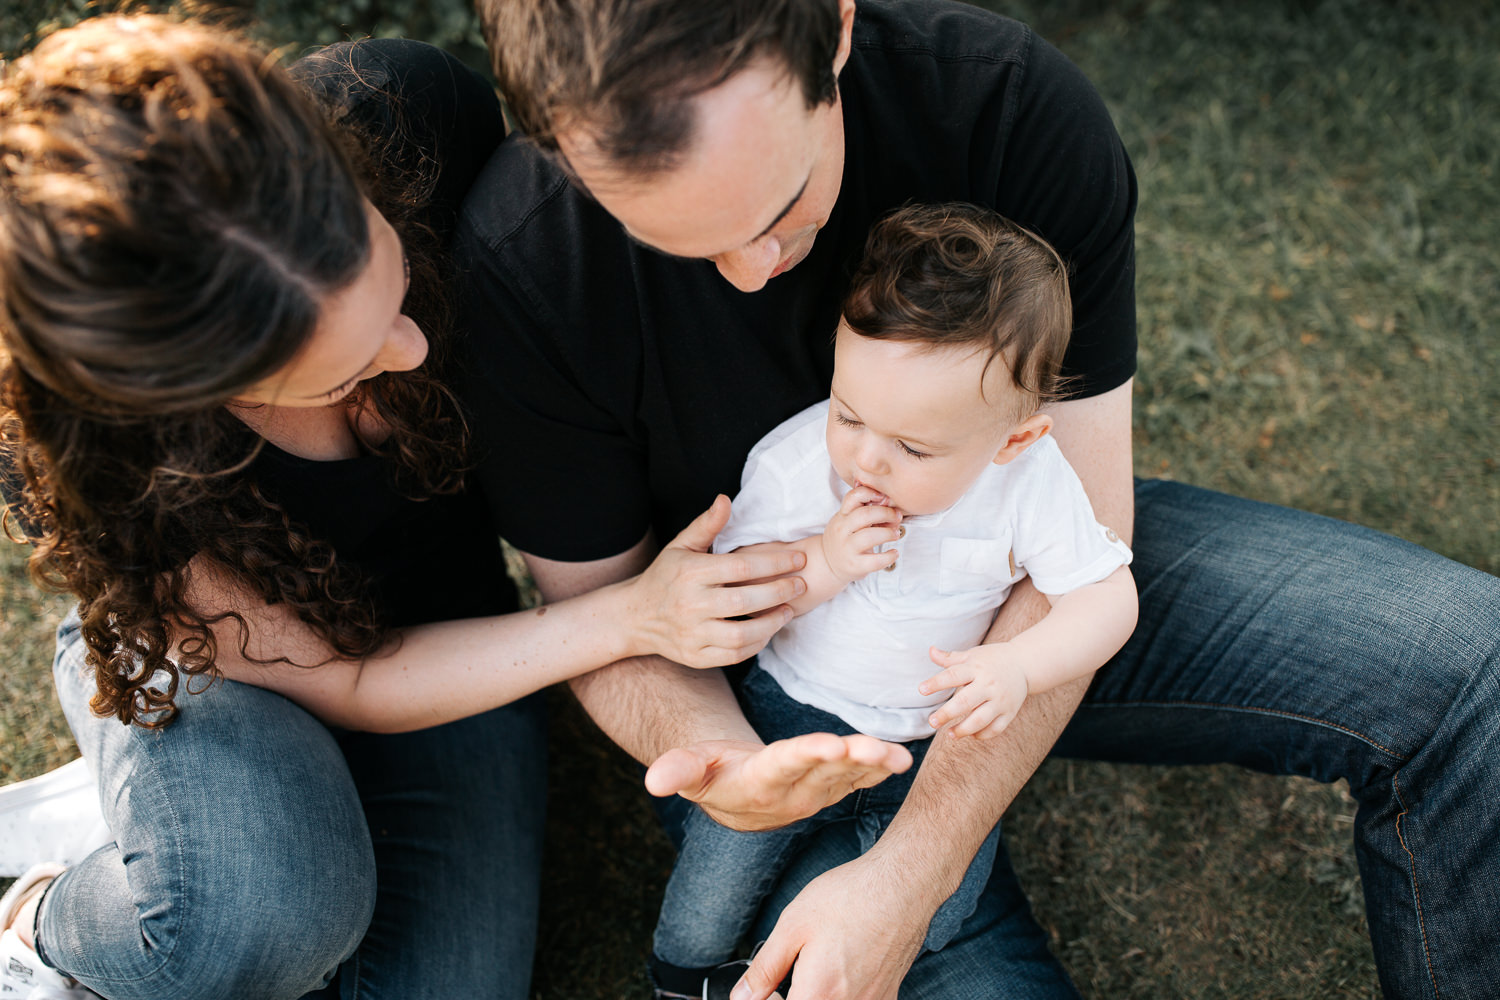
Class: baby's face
826,323,1026,517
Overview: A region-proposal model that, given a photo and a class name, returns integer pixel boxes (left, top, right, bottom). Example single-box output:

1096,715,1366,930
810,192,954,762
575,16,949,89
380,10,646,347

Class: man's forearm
568,653,757,765
528,531,756,761
869,581,1079,896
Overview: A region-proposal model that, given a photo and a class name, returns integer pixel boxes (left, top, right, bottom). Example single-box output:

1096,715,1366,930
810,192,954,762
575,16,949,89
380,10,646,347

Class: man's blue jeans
728,479,1498,999
36,615,548,1000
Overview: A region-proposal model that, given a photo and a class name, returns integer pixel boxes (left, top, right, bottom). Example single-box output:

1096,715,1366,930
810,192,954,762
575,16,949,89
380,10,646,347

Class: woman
0,16,804,998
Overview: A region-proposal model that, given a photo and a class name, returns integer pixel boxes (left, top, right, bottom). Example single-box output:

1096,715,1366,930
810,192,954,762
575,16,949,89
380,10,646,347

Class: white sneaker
0,761,110,878
0,863,101,997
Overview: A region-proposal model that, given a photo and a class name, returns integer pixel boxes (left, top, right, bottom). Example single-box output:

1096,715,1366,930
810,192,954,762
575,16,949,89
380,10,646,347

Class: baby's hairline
836,316,1044,425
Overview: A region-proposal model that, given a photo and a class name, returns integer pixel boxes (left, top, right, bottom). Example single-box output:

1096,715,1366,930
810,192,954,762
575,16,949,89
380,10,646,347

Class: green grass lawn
3,1,1496,997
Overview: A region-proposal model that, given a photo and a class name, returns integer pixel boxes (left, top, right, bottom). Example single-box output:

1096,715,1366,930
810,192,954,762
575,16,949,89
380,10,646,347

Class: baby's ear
991,413,1053,466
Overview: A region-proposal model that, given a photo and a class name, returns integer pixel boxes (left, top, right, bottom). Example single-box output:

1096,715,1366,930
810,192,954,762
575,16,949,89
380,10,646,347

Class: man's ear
832,0,858,77
991,413,1054,466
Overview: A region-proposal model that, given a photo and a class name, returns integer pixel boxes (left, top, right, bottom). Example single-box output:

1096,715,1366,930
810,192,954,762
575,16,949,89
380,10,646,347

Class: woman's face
229,202,427,408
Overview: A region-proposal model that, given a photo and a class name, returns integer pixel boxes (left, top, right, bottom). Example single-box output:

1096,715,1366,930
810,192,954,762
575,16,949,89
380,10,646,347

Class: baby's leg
650,809,809,996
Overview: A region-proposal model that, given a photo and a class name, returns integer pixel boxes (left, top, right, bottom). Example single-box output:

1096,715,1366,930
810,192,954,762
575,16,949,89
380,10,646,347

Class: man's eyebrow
621,227,698,262
753,175,811,242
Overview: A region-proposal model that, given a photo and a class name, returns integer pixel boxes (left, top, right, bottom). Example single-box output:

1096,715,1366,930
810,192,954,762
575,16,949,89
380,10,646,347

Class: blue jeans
680,480,1498,1000
651,667,1001,983
36,615,547,1000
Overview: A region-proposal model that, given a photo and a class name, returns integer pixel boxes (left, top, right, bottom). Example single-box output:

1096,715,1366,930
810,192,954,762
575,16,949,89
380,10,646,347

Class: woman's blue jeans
37,615,547,1000
731,479,1499,1000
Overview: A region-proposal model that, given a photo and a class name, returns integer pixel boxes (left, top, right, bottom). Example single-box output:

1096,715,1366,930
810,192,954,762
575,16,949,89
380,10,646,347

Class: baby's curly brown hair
842,202,1074,418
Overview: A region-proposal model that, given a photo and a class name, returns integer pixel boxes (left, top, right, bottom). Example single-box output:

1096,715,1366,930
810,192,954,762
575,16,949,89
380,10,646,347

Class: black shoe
702,958,752,1000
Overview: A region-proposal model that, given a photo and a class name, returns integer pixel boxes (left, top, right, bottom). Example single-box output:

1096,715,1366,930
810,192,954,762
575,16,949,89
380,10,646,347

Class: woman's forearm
226,576,647,732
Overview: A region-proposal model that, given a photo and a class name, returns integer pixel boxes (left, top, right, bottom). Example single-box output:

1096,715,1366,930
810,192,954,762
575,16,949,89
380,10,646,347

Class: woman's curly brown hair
0,15,470,727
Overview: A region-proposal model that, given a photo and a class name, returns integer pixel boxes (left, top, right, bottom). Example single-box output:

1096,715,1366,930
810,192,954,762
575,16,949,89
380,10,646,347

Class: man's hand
629,495,809,667
820,485,900,583
732,849,939,1000
920,643,1031,738
645,733,912,831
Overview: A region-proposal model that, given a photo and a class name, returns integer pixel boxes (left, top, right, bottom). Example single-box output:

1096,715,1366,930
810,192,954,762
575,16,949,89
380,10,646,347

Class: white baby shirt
716,401,1132,742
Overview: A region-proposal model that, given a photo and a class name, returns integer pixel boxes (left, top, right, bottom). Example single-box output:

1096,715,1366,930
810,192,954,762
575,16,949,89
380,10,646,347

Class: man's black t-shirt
455,0,1137,562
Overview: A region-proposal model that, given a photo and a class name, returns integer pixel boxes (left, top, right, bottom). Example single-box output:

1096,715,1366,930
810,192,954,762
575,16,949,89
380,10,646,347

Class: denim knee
46,614,380,1000
42,823,375,1000
160,836,373,1000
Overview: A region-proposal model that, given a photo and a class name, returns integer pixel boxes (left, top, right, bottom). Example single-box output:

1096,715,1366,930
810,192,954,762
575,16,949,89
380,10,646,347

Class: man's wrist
862,822,964,911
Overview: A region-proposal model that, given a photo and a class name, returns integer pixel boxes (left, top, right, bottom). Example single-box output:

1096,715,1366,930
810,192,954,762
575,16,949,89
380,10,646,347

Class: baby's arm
735,484,900,617
920,564,1138,738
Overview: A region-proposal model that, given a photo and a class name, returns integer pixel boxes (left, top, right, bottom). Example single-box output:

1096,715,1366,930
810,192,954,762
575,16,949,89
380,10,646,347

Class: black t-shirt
455,0,1137,562
264,39,518,626
249,443,516,627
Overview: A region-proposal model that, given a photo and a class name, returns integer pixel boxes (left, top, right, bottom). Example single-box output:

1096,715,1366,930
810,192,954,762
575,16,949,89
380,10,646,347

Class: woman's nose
374,315,429,374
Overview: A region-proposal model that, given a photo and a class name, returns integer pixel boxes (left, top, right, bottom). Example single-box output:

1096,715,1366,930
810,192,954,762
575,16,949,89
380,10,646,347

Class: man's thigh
1058,477,1498,784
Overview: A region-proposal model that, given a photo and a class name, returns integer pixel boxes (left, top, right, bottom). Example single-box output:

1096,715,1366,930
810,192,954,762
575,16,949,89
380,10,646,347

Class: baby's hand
920,644,1029,738
821,485,901,583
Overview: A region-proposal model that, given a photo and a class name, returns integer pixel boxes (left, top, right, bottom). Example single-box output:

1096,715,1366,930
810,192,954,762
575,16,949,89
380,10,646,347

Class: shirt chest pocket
938,537,1020,597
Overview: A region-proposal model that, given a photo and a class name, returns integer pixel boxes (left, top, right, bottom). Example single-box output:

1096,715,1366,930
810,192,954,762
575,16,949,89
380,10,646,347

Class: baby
648,202,1138,999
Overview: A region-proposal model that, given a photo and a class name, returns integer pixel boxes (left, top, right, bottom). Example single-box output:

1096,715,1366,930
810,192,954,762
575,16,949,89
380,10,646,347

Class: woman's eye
318,377,360,402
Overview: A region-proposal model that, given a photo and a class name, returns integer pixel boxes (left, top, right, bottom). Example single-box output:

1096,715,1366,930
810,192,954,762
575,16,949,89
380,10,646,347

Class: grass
2,0,1496,997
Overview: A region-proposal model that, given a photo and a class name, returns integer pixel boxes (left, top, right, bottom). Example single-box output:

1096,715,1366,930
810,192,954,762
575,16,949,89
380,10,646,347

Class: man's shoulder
458,135,584,254
851,0,1032,65
455,134,651,352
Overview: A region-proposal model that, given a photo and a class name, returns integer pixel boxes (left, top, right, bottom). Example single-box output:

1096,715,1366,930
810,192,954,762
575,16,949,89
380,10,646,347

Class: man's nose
713,235,780,292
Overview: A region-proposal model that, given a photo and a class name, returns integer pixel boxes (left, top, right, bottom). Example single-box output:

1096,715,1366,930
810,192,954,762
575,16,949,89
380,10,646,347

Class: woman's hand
626,495,808,667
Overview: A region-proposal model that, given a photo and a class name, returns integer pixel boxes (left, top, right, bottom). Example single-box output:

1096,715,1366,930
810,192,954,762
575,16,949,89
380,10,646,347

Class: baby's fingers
927,645,970,669
917,665,966,697
841,503,901,534
950,700,1011,738
848,523,901,556
839,484,890,514
927,692,980,732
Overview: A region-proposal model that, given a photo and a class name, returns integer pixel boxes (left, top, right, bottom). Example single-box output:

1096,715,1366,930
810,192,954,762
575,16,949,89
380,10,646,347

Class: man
456,1,1500,997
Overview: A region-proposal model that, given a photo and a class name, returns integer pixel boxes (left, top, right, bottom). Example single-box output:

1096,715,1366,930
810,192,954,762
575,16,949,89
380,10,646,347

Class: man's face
557,59,847,293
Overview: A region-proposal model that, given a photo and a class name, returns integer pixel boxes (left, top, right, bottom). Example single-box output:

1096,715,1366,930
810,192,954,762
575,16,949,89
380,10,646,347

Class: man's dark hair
842,202,1074,412
479,0,842,174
